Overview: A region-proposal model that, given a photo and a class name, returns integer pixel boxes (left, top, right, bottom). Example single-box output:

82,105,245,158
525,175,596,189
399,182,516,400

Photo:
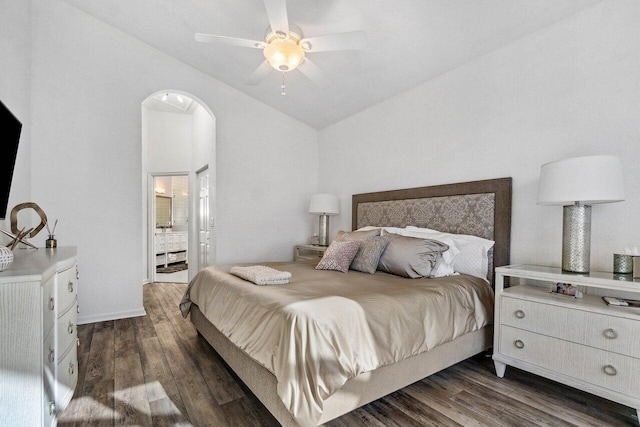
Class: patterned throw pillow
334,229,380,242
315,240,361,273
347,235,390,274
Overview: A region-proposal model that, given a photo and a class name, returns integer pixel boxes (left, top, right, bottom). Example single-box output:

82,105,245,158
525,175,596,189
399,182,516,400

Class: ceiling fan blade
195,33,265,49
246,61,273,86
300,31,366,52
263,0,289,36
297,58,329,86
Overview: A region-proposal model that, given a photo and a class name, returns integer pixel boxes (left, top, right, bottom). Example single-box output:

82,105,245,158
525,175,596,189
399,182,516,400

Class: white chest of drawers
0,247,78,426
493,265,640,421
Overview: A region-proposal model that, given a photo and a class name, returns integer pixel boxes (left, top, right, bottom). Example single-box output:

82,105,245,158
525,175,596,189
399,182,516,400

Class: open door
197,167,210,272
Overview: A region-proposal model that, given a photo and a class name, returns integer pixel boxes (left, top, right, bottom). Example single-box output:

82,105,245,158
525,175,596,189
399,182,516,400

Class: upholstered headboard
352,178,512,284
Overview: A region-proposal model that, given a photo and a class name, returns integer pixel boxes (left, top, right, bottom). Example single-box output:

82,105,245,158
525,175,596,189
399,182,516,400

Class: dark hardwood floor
58,282,638,426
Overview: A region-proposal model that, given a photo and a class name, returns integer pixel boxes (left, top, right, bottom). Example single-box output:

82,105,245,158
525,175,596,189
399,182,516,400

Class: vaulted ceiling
61,0,600,129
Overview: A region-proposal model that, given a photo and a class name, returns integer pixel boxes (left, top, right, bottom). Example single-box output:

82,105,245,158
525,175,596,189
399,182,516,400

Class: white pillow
404,226,494,280
355,226,381,232
379,227,404,236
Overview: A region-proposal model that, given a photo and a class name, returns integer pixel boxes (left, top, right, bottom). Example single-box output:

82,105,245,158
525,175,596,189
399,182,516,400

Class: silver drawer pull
49,297,55,311
68,281,74,293
49,348,55,364
49,401,56,415
68,322,75,334
77,305,80,314
515,310,525,319
76,265,79,279
77,338,80,347
514,340,525,349
603,365,617,376
69,362,75,376
603,328,618,339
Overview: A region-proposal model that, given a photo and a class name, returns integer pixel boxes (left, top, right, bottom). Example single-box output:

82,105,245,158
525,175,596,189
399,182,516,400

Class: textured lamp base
318,215,331,247
562,204,591,273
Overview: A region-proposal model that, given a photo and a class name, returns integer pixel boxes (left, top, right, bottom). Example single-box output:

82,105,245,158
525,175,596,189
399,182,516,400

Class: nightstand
294,244,327,262
493,265,640,420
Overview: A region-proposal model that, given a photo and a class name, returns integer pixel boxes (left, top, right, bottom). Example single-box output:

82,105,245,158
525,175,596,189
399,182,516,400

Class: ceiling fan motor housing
263,24,305,71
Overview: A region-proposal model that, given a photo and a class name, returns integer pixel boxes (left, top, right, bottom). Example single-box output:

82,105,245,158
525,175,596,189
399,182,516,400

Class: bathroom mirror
156,195,172,228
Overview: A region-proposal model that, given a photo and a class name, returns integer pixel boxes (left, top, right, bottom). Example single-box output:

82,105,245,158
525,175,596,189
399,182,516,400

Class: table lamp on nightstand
537,155,625,273
309,194,339,246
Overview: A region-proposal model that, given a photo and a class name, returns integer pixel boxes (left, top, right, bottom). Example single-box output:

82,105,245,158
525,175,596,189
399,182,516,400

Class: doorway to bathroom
153,174,189,283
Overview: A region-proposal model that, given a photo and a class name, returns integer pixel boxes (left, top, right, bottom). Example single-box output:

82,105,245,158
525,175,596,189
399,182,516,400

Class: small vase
46,235,57,249
0,247,14,271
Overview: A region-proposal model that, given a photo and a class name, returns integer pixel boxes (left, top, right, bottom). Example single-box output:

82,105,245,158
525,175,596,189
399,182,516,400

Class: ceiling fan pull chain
281,72,286,96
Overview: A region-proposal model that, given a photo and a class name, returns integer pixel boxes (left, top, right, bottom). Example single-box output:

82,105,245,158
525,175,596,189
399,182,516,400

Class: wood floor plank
154,321,229,426
402,380,494,427
114,317,137,358
84,321,115,386
184,333,246,405
220,396,279,427
113,351,153,426
151,284,247,406
138,336,180,401
148,394,192,426
444,367,575,426
76,379,115,427
380,390,463,427
132,309,157,341
58,282,636,427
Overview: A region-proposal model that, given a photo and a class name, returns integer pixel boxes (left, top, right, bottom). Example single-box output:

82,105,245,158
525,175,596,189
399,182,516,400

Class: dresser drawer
43,276,56,336
500,326,640,397
56,303,78,356
44,328,56,370
56,265,78,315
43,328,56,393
56,342,78,411
501,296,640,357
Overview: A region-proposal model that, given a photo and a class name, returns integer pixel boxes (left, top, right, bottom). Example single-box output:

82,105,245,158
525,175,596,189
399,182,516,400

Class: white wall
319,0,640,272
0,0,31,237
145,110,192,173
28,0,318,323
192,104,215,174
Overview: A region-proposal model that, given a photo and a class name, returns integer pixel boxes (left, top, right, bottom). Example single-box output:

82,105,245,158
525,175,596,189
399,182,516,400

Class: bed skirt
190,303,492,426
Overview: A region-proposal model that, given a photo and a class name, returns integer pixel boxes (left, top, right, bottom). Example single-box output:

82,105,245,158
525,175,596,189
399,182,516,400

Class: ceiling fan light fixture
263,39,305,72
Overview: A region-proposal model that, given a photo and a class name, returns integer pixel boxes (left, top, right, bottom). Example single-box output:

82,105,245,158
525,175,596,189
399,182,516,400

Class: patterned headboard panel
356,193,495,240
352,178,512,285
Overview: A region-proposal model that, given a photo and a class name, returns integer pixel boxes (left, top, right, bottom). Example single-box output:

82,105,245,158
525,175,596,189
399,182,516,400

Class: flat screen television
0,100,22,220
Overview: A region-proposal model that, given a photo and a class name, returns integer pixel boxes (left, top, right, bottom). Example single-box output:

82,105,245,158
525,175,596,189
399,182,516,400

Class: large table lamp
309,194,339,246
537,155,625,273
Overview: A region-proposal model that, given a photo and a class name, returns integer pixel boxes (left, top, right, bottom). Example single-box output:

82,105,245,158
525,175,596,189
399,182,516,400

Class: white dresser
0,247,78,427
493,265,640,420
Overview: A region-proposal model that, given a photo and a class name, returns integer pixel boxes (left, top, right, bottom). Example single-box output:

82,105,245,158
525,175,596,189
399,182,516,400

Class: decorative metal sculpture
0,202,48,249
11,202,48,238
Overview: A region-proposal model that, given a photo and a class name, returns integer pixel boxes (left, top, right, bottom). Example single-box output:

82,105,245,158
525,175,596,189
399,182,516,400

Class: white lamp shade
309,194,339,215
537,155,625,205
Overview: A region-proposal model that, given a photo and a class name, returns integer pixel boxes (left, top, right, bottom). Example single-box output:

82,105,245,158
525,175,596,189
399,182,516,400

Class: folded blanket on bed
230,265,291,285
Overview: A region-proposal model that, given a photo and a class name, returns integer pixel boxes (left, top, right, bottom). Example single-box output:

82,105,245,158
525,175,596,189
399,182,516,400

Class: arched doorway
141,90,216,284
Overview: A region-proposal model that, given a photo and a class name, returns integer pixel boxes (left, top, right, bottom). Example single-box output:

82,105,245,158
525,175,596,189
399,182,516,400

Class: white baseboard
78,308,147,325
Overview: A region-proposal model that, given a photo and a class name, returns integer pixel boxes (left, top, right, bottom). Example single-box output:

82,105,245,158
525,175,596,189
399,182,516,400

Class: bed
181,177,512,426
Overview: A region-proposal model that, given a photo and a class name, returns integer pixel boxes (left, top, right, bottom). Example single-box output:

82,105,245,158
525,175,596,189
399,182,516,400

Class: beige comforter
180,261,494,426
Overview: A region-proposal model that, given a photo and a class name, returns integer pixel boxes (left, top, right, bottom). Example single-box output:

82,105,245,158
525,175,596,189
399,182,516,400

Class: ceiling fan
195,0,365,94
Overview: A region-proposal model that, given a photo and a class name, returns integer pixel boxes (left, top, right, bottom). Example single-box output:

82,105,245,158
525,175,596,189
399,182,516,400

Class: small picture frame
551,282,583,298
